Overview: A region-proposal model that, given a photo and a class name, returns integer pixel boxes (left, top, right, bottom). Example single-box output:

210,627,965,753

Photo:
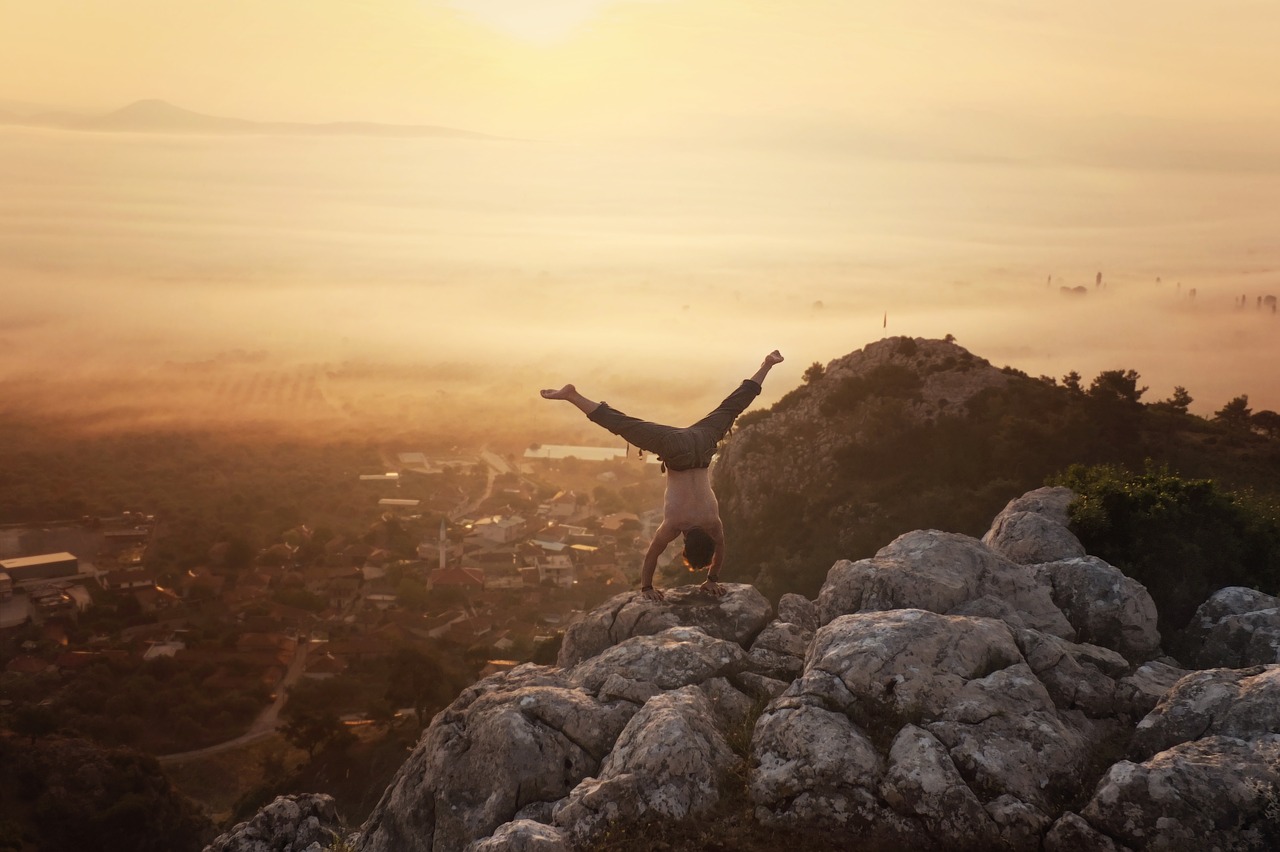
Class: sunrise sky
4,1,1280,433
5,0,1279,143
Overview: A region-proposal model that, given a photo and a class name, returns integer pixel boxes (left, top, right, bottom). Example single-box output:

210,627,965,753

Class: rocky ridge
209,485,1280,852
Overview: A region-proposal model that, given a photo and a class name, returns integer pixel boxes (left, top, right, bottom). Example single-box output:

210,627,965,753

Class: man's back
662,467,720,531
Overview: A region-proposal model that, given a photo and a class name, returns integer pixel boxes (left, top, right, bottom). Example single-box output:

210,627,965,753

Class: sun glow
445,0,659,44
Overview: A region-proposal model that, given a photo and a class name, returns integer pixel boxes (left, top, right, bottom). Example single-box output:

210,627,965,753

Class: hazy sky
4,1,1280,438
4,1,1280,142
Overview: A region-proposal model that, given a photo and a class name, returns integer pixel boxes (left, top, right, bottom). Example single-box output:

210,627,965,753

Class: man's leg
541,384,673,455
687,351,785,441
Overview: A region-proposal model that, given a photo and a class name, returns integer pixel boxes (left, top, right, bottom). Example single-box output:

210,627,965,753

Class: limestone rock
984,510,1086,565
553,687,737,846
817,530,1074,639
746,619,811,681
993,486,1076,527
1133,665,1280,759
567,626,749,697
1114,660,1189,719
358,665,634,852
557,584,772,667
776,592,818,632
204,795,341,852
1080,736,1280,851
465,820,569,852
1043,812,1128,852
1186,586,1280,668
1031,556,1160,662
751,609,1095,844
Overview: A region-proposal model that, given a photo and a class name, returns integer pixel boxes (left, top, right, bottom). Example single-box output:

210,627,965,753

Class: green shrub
1053,462,1280,647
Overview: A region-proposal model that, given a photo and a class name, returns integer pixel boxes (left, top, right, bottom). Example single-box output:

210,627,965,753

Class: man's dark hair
682,528,716,570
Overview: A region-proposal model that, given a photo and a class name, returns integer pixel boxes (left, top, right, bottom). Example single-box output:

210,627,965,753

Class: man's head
682,527,716,570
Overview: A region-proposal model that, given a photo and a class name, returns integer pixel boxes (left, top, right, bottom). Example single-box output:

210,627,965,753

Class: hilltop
0,99,496,139
715,336,1280,600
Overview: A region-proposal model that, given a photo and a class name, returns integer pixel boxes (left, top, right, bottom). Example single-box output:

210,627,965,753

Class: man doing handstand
541,350,784,601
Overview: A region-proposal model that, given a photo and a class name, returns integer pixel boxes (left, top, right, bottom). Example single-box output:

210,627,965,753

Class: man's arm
700,522,728,597
640,521,681,601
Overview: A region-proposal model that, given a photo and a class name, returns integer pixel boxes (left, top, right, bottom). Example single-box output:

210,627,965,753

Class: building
0,571,11,601
531,554,576,588
0,553,83,588
471,514,526,544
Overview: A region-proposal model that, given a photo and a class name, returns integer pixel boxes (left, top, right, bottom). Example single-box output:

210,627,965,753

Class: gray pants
587,379,761,471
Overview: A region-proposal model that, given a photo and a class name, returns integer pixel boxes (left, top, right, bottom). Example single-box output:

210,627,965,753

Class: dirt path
157,640,310,765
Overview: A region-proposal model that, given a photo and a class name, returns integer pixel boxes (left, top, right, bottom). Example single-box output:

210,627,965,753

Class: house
428,567,485,592
471,515,526,545
546,491,579,520
530,554,576,588
303,651,348,679
100,569,154,592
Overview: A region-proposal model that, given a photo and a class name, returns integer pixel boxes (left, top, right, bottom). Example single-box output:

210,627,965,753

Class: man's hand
641,587,665,602
700,579,727,597
764,350,784,366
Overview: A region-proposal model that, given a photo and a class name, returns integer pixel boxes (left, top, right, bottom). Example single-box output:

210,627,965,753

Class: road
156,639,311,765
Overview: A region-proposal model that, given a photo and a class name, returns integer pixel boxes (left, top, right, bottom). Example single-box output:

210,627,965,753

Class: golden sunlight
444,0,662,44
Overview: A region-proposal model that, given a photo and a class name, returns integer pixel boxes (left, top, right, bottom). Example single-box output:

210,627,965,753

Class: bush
1053,462,1280,648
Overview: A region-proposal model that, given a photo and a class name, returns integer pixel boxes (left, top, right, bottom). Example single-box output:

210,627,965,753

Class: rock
205,795,340,852
1032,556,1160,662
1114,661,1189,719
553,687,737,846
984,511,1086,565
1043,812,1128,852
1079,736,1280,851
817,530,1074,639
746,619,811,680
699,677,757,729
751,609,1095,842
776,593,818,632
465,820,569,852
358,666,634,852
567,626,749,697
992,486,1076,527
878,725,998,848
981,486,1082,567
1133,665,1280,759
557,584,773,667
1012,629,1124,718
1185,586,1280,668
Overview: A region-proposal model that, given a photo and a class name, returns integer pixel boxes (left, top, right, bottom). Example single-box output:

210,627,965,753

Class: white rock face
818,529,1074,638
557,583,773,667
552,687,737,845
749,609,1098,847
1032,556,1161,663
1185,586,1280,668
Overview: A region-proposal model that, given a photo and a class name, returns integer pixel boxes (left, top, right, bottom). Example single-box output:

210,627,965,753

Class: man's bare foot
641,587,665,602
540,384,577,400
764,350,784,366
700,579,727,597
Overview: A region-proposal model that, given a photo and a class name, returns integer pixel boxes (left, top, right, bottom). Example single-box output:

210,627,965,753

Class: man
541,350,784,600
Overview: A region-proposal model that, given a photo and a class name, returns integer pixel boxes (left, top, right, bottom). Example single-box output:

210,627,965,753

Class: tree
1061,371,1083,393
1165,386,1194,414
802,362,826,384
386,647,447,728
1215,395,1253,430
1253,410,1280,439
1088,369,1147,405
280,708,347,759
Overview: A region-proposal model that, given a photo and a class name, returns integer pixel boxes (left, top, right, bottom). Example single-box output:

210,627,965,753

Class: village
0,440,670,757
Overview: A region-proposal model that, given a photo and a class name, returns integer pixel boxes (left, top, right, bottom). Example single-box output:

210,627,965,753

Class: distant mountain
0,98,494,139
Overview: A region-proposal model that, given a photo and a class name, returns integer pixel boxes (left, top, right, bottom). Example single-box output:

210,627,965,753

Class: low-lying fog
3,125,1278,445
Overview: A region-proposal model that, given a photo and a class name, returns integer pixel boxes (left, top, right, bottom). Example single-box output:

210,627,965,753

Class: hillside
714,336,1280,601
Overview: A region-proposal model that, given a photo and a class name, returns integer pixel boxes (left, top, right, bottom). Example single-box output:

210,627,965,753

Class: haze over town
4,0,1280,438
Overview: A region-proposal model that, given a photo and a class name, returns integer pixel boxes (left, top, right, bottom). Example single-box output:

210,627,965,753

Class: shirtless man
541,350,784,601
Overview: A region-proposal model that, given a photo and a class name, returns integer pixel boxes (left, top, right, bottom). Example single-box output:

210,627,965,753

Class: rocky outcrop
1184,586,1280,668
205,795,342,852
817,530,1076,639
983,486,1085,565
229,483,1280,852
557,583,772,668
